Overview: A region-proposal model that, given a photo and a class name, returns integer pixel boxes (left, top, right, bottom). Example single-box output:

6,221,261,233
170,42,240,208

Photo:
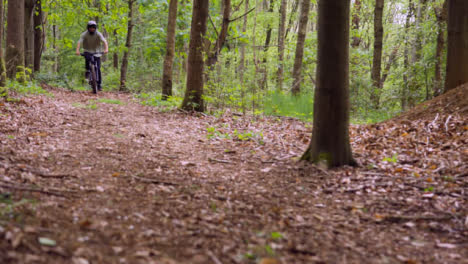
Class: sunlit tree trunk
291,0,311,95
161,0,178,100
181,0,209,112
302,0,356,168
444,0,468,92
6,0,25,80
120,0,136,91
370,0,384,109
277,0,286,91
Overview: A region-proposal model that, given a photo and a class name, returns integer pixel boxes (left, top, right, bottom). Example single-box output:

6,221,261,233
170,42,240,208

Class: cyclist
75,21,108,91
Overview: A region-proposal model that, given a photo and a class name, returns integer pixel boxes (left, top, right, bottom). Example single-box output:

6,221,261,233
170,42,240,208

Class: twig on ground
207,250,223,264
208,157,232,164
0,183,70,197
130,175,178,186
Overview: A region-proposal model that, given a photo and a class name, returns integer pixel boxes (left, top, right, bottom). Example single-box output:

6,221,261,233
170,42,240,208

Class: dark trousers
85,56,102,88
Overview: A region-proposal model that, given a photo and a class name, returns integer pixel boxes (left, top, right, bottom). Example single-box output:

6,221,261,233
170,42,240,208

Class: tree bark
239,0,249,85
370,0,384,109
351,0,362,48
181,0,209,112
0,0,6,90
206,0,231,69
433,0,447,97
161,0,178,100
284,0,299,40
291,0,311,95
444,0,468,92
402,0,413,111
120,0,136,91
33,0,43,73
262,0,275,63
24,0,35,70
276,0,287,91
301,0,356,168
6,0,25,80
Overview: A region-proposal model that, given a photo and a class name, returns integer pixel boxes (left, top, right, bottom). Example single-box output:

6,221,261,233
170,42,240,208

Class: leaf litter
0,85,466,263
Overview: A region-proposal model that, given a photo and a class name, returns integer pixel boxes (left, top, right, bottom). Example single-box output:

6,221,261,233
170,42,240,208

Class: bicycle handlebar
81,52,104,56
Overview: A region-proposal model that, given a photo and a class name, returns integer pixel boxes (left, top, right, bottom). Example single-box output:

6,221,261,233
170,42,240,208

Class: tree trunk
239,0,249,84
161,0,178,100
433,0,447,97
262,0,275,63
284,0,299,40
301,0,356,168
33,0,43,73
276,0,287,91
120,0,136,91
113,29,119,69
370,0,384,109
291,0,311,95
6,0,25,80
351,0,362,48
444,0,468,92
206,0,231,69
402,0,413,111
24,0,35,70
0,0,6,90
181,0,209,112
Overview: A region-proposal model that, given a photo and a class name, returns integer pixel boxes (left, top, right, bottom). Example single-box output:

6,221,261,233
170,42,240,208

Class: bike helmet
87,21,97,35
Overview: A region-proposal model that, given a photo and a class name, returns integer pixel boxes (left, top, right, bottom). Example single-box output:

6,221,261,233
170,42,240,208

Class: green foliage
137,92,182,112
7,80,51,96
98,98,123,105
263,91,314,121
383,154,398,163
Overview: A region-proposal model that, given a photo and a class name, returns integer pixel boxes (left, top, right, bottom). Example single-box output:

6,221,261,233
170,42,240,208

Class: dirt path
0,89,466,264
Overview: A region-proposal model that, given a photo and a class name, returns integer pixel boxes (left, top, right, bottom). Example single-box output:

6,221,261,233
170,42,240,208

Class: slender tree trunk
263,0,275,63
120,0,136,91
0,0,6,91
181,0,209,112
6,0,25,80
291,0,311,95
402,0,413,111
24,0,35,70
444,0,468,92
113,29,119,69
161,0,178,100
239,0,249,84
370,0,384,109
284,0,299,40
380,45,399,87
301,0,356,168
206,0,231,69
276,0,287,91
351,0,362,48
433,0,447,97
33,0,43,73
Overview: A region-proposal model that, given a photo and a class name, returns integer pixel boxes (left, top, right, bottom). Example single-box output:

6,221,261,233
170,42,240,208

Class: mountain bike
81,52,103,94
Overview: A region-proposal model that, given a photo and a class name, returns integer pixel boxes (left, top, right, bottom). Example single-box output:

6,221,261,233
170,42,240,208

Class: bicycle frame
81,52,102,94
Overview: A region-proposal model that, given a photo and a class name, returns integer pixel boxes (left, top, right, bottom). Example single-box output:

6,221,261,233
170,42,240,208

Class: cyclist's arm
103,40,109,54
76,42,81,56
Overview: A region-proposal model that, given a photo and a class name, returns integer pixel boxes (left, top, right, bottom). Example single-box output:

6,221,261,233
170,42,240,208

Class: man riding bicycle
76,21,108,91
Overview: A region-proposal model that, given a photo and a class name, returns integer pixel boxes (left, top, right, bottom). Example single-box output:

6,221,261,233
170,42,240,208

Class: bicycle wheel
90,63,98,94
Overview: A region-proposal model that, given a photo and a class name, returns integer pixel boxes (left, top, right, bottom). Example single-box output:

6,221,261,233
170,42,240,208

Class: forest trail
0,87,467,264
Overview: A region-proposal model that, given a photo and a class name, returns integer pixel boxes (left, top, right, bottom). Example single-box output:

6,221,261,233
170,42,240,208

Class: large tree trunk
33,0,43,73
181,0,209,112
370,0,384,109
301,0,356,168
433,0,447,97
444,0,468,92
161,0,178,100
120,0,136,91
351,0,362,48
24,0,35,70
6,0,25,80
276,0,287,91
291,0,311,95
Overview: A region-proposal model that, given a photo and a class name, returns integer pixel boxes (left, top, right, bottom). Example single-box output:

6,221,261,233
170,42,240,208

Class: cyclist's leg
96,57,102,90
85,56,91,80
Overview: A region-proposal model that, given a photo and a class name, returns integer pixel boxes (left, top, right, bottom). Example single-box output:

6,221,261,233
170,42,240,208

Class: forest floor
0,85,467,264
